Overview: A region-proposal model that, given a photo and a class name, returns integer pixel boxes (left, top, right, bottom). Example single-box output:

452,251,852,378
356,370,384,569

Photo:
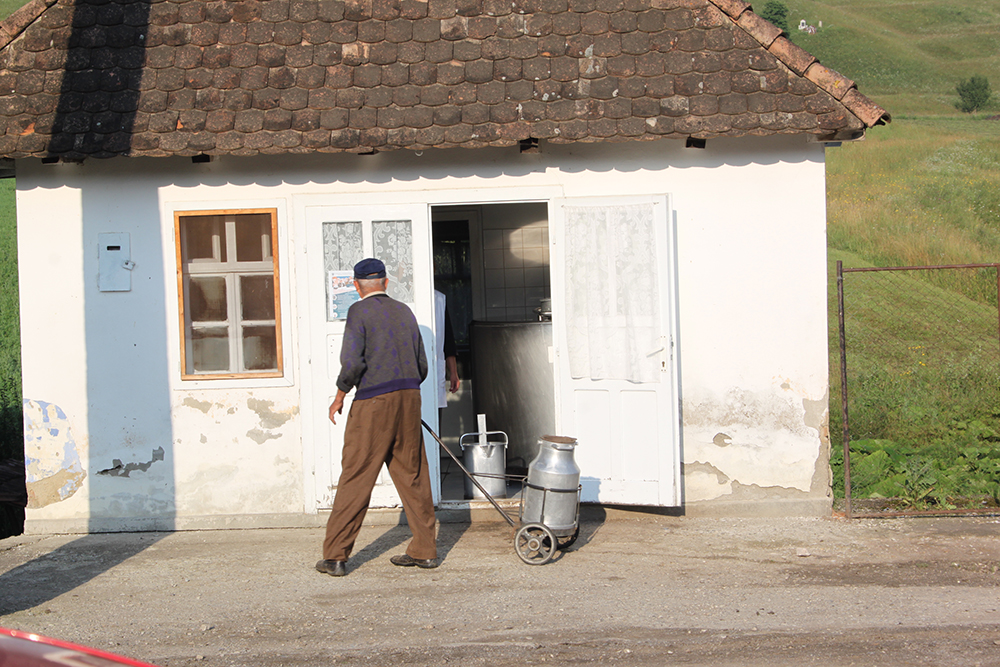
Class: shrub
955,76,991,113
759,1,789,35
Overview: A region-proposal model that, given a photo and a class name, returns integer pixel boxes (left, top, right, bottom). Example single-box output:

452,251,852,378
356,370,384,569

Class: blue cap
354,258,386,280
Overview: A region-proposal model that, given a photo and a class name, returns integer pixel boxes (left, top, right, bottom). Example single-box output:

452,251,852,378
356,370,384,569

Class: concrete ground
1,510,999,666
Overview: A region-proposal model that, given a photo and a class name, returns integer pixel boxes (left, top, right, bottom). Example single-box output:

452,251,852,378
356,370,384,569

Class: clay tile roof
0,0,890,160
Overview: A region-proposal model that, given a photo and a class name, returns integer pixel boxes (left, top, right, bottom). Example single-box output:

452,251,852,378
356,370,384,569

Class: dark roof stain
0,0,890,159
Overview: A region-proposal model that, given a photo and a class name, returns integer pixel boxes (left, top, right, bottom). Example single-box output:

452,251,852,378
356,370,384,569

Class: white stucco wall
19,134,832,531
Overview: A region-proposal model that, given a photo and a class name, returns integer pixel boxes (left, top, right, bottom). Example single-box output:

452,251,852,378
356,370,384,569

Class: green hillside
0,179,16,464
786,0,1000,116
778,0,1000,323
0,0,20,21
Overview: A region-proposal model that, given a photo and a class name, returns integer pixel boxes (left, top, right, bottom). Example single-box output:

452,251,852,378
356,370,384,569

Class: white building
5,0,888,532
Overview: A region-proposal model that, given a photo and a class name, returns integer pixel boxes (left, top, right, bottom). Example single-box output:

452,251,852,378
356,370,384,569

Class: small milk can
460,431,508,500
521,435,581,535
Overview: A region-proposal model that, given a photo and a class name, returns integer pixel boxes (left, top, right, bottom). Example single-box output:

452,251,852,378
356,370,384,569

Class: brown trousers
322,389,437,562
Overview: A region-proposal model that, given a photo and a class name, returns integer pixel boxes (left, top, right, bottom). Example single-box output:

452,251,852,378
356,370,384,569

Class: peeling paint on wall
243,397,298,444
685,386,816,434
802,395,827,433
683,384,827,502
182,397,213,414
247,398,295,429
177,453,302,515
725,481,817,501
97,446,165,477
24,399,86,509
247,428,281,445
167,390,303,516
807,392,832,497
685,461,733,500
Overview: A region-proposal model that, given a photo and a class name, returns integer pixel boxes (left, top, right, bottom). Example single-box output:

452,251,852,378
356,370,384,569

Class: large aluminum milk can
460,431,507,500
521,435,580,533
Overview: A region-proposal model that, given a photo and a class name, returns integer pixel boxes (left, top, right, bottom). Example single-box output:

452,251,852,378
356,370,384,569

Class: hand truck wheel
514,523,556,565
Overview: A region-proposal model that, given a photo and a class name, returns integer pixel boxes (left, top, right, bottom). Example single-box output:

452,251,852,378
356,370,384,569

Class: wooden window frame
175,208,283,381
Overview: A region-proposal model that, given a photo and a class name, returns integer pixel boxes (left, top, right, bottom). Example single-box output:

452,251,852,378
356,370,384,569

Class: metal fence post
996,265,1000,359
836,260,852,519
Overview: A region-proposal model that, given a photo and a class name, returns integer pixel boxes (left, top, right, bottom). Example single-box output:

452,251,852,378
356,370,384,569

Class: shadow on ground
0,533,165,614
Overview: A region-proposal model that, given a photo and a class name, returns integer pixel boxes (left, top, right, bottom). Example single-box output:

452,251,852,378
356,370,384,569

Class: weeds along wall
835,262,1000,513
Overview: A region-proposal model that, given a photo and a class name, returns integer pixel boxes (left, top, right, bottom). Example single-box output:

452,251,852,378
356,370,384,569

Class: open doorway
432,203,555,502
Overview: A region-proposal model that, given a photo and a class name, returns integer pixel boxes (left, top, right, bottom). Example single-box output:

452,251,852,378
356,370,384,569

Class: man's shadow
344,506,472,571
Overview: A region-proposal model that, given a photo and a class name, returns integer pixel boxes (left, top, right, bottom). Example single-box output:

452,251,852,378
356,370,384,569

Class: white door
300,204,438,509
549,196,680,506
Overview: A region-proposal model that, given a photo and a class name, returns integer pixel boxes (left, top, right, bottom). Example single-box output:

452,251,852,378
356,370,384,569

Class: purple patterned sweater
336,293,428,401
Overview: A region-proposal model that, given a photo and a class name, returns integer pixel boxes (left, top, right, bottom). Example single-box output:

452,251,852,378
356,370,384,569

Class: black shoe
316,559,347,576
390,554,439,569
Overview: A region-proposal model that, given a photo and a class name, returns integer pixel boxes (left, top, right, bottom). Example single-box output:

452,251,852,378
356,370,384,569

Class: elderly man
316,258,438,577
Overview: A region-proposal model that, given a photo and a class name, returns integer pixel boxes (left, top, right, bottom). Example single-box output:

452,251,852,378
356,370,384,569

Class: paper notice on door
328,271,359,320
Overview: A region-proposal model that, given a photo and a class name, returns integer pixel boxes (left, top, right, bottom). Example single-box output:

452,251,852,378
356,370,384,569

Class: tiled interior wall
481,203,550,321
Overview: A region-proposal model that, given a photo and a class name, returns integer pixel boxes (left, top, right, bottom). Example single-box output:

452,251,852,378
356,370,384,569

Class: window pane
372,220,413,303
243,325,277,371
322,221,363,272
241,275,275,321
189,276,228,322
191,327,230,372
178,208,282,378
323,221,364,321
235,214,273,262
182,215,227,263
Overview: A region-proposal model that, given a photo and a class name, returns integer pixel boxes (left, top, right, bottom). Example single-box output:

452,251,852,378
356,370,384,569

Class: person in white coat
434,290,460,408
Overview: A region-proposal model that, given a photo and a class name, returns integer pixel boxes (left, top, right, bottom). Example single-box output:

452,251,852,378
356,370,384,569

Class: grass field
786,0,1000,116
0,0,21,21
822,110,1000,506
0,178,19,464
827,118,1000,283
827,247,1000,507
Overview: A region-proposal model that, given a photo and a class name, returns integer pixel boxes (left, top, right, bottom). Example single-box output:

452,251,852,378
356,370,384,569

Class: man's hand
329,390,347,424
446,356,460,393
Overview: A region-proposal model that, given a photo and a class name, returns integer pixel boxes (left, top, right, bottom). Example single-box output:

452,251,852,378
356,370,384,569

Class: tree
759,0,789,35
955,76,992,113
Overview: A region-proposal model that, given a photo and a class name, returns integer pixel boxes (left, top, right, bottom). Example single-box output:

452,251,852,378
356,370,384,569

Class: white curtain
565,203,661,383
373,219,414,303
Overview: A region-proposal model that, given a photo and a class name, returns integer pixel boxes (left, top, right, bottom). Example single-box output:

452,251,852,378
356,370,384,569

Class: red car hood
0,627,159,666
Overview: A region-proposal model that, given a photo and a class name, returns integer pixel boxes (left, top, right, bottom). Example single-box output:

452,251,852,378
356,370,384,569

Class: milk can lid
540,435,577,449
